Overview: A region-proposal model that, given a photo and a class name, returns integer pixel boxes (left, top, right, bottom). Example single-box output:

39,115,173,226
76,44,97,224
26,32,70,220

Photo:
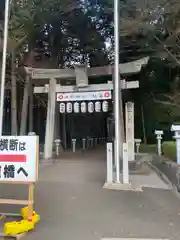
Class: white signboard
125,102,134,162
0,136,38,183
56,90,112,102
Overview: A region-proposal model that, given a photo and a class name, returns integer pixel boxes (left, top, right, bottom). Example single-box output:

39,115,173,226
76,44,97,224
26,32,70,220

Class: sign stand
0,135,39,239
0,182,35,240
28,183,34,219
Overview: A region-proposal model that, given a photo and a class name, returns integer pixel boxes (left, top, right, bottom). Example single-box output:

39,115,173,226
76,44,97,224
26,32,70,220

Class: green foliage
9,1,35,49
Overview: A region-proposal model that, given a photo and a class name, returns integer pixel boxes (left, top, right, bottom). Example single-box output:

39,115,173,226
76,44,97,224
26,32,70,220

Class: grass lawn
140,141,176,161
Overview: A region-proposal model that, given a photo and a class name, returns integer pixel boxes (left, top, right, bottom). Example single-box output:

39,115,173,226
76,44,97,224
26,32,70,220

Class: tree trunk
28,81,33,132
141,105,147,144
11,50,18,135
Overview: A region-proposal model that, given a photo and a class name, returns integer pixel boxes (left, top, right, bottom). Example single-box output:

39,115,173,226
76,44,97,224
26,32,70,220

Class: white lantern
88,102,94,113
66,102,72,113
102,101,108,112
95,101,101,112
81,102,87,113
74,102,80,113
59,103,65,113
44,84,49,93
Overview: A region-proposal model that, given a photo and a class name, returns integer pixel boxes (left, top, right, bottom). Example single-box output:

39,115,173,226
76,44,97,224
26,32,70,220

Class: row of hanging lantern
59,101,109,114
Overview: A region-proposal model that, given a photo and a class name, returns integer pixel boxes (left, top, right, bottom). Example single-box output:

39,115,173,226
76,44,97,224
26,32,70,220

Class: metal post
114,0,122,183
0,0,10,135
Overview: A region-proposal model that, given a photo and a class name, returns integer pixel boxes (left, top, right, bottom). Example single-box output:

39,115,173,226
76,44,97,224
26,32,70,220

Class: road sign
0,136,38,183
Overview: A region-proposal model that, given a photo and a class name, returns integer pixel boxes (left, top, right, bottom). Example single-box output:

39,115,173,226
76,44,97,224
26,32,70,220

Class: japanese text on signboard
0,139,26,151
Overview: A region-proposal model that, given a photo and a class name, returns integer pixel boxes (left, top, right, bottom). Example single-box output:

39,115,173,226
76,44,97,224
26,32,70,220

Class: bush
162,141,176,161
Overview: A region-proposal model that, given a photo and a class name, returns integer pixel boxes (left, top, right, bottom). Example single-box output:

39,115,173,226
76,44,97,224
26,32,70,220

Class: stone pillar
44,78,56,159
155,130,163,156
62,113,67,149
54,103,60,140
20,75,30,135
125,102,134,162
171,125,180,165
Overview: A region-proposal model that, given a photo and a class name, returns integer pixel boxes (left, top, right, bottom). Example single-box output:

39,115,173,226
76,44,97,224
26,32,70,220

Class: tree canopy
1,0,180,140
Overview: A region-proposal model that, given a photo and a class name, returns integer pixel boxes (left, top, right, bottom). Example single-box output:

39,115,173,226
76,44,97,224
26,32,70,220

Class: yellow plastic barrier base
20,206,40,224
4,220,34,235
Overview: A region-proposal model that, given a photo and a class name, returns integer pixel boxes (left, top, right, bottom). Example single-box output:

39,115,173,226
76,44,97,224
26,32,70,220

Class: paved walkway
1,149,180,240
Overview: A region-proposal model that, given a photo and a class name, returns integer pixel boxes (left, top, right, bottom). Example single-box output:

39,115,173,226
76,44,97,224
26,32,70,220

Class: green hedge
140,141,176,161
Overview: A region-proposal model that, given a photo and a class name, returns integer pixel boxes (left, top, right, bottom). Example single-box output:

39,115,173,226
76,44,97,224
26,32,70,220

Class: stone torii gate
24,57,149,159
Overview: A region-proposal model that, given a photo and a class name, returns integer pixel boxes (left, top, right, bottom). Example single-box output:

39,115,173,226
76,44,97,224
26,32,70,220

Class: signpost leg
28,183,34,219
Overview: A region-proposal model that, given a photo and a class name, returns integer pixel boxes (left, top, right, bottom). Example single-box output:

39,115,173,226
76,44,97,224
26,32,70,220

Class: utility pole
114,0,122,183
0,0,10,135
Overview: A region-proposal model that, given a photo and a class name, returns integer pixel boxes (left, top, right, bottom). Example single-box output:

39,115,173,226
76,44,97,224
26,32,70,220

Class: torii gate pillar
44,78,56,159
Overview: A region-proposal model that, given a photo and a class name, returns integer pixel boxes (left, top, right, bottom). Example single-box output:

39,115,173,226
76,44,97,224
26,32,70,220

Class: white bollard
123,143,129,184
54,139,61,156
72,139,77,153
82,138,86,151
155,130,164,156
95,138,98,146
135,139,141,153
89,138,93,148
86,137,90,148
106,142,113,183
171,125,180,165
